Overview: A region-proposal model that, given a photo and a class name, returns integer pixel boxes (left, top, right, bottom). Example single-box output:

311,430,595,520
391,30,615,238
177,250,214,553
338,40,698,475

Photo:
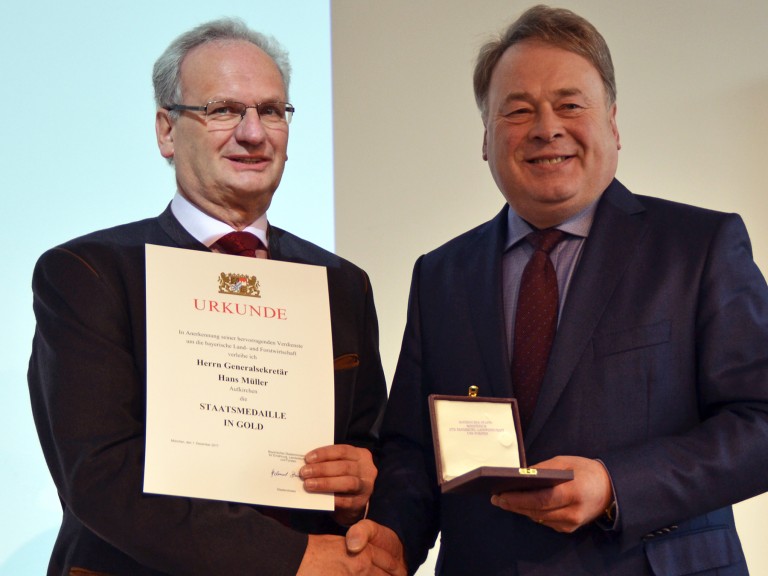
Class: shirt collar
505,200,598,251
170,192,269,248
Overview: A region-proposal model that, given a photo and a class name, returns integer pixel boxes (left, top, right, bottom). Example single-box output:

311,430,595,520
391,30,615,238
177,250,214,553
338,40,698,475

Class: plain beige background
332,1,768,573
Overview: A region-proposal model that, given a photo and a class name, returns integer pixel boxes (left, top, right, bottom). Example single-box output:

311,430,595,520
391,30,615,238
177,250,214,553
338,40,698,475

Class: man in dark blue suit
349,5,768,575
28,18,404,576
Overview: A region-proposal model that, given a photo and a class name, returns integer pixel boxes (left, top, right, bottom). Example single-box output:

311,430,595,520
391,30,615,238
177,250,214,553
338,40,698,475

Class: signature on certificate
271,469,301,479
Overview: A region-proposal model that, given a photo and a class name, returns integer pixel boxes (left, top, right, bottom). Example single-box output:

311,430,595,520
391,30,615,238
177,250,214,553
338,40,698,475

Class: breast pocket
593,320,671,358
592,320,671,394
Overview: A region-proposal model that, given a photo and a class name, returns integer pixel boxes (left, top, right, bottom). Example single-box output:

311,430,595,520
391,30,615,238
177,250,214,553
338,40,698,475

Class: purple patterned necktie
511,228,565,429
215,231,268,259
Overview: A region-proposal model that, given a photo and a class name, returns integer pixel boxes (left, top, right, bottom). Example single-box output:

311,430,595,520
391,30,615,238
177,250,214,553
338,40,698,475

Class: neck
180,192,269,230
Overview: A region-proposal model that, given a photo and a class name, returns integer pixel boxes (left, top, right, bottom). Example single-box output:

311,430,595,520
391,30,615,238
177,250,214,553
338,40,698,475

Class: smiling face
482,40,620,228
155,40,288,228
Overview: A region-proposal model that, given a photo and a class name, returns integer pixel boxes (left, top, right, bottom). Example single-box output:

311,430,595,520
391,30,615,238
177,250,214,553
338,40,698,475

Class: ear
609,103,621,151
482,128,489,161
155,109,175,160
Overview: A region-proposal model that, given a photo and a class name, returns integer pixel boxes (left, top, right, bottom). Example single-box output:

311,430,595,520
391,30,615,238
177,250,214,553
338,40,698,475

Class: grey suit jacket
370,179,768,575
28,206,387,576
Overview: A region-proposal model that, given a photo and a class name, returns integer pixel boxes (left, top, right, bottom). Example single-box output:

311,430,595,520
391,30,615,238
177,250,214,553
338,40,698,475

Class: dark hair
473,5,616,119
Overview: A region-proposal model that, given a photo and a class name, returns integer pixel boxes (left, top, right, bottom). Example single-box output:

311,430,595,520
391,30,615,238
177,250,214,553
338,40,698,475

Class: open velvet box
428,393,573,494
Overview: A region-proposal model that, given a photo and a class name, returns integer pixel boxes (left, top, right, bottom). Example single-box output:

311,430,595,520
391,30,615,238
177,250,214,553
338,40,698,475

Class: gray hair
473,5,616,121
152,17,292,112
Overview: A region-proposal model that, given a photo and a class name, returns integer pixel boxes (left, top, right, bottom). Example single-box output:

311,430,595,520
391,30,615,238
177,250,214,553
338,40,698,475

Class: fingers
491,488,577,532
302,460,366,488
368,544,408,576
305,443,366,464
301,445,377,525
299,525,406,576
346,520,408,576
301,445,376,496
345,519,375,553
489,456,613,533
491,486,559,516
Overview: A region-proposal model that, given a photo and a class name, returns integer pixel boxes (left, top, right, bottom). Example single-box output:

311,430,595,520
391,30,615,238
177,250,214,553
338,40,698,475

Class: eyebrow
502,87,586,104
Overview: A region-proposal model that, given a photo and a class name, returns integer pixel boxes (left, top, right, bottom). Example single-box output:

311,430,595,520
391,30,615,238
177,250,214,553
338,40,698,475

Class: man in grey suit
348,5,768,575
28,18,403,576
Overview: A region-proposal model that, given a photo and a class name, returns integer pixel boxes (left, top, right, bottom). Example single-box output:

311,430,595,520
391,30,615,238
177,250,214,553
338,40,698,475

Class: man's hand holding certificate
301,443,377,525
144,244,336,511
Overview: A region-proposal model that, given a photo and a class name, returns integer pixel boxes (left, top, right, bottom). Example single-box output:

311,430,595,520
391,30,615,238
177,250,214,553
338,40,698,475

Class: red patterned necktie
511,228,565,430
215,231,268,259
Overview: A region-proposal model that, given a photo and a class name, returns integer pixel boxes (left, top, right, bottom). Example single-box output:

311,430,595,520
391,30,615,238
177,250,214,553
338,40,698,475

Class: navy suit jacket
369,180,768,575
28,206,387,576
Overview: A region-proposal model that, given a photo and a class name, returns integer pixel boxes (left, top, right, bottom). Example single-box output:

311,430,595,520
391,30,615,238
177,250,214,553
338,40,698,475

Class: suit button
642,525,678,541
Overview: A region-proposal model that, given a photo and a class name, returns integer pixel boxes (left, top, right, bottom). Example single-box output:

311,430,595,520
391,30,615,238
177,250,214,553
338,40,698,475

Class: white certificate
143,244,334,511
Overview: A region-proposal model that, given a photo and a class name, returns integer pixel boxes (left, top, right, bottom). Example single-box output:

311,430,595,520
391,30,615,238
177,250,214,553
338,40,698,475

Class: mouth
527,156,570,165
229,156,269,165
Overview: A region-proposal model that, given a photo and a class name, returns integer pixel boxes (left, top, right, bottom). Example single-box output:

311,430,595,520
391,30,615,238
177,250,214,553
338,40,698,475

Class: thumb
345,519,374,553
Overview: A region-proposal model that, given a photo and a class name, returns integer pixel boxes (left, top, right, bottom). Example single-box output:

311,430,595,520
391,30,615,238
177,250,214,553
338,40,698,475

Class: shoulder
635,194,737,223
35,206,204,272
32,214,190,293
37,216,158,265
61,216,164,249
629,194,750,255
603,180,741,231
596,181,748,253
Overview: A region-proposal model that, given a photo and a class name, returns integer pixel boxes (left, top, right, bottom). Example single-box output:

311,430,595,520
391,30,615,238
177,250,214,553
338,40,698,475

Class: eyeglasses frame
165,100,295,127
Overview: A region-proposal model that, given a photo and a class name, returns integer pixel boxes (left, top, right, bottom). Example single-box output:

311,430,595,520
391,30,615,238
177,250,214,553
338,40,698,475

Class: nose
529,107,563,142
234,107,268,145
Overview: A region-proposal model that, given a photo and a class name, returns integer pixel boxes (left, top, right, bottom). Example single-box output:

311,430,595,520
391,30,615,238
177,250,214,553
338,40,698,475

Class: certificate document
143,244,334,511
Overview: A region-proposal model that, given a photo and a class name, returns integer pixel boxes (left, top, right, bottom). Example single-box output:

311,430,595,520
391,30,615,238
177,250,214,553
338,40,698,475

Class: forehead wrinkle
555,87,584,98
180,41,286,105
502,87,587,104
502,91,534,104
198,77,285,105
205,95,286,106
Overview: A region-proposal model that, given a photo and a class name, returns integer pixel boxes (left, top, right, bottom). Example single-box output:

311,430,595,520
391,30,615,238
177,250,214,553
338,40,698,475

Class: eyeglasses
166,100,295,129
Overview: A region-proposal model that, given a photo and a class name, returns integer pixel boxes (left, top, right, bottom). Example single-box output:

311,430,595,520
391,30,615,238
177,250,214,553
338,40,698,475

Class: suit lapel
525,181,648,445
466,208,515,398
266,224,289,262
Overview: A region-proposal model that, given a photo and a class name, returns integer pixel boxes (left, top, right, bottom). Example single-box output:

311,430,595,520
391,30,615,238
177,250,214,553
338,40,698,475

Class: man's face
156,40,288,225
482,40,620,228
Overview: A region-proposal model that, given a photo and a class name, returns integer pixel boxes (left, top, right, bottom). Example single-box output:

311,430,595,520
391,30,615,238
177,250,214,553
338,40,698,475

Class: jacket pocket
334,353,360,371
594,320,671,357
645,525,745,576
